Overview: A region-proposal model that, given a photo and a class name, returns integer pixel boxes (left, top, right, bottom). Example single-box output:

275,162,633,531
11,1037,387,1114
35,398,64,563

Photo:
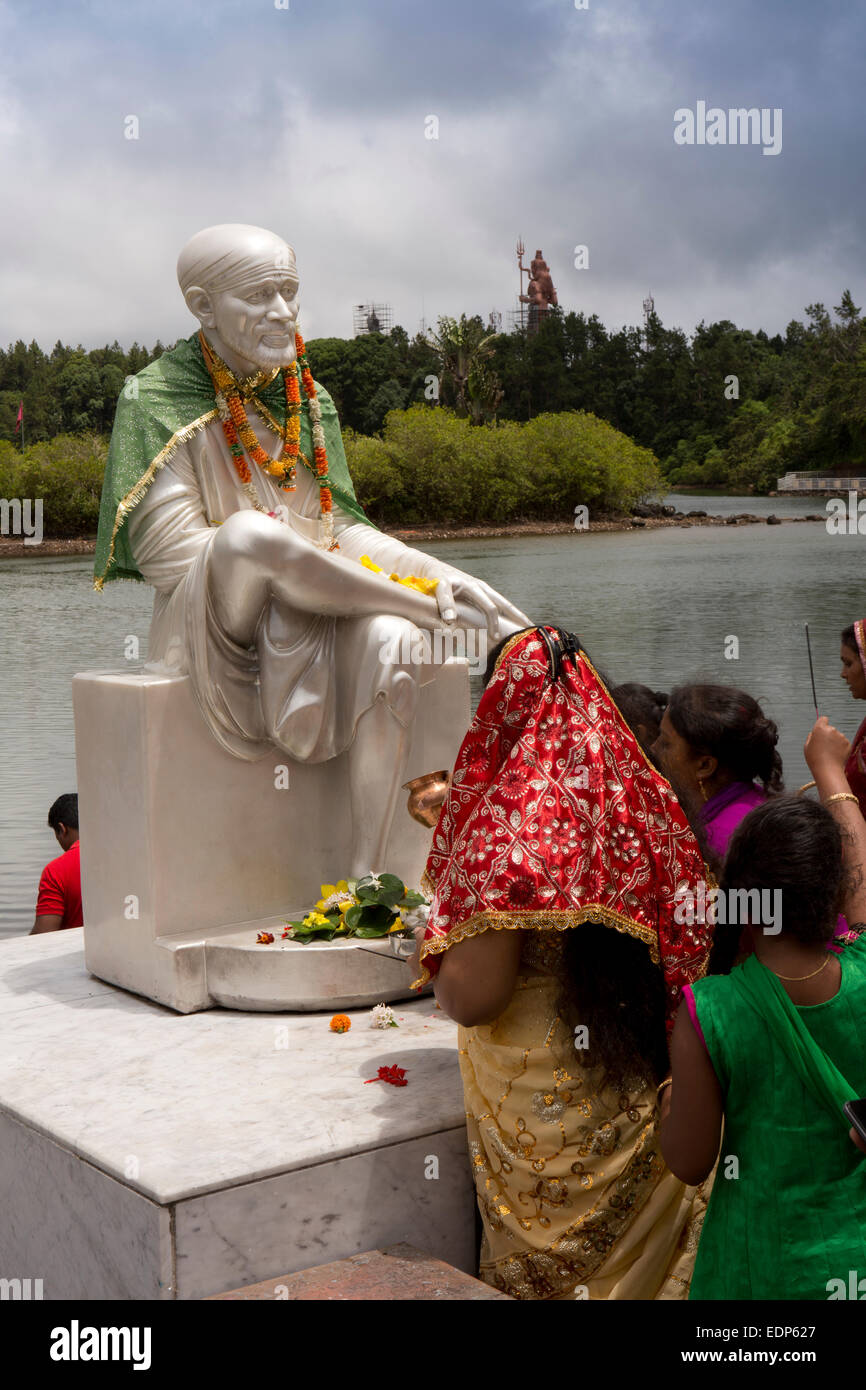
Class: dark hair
666,684,784,795
708,796,842,974
561,927,669,1090
842,624,857,651
48,793,78,831
558,760,709,1090
611,683,667,740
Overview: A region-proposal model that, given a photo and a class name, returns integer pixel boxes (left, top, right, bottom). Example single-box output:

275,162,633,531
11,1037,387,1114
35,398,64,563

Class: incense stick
804,623,819,719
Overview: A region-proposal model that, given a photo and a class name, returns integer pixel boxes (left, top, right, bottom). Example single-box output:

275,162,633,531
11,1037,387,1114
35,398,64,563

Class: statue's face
210,266,301,372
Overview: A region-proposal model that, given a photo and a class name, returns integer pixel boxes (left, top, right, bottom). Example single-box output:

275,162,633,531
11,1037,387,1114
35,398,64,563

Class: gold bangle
823,792,860,807
797,780,817,794
657,1077,672,1096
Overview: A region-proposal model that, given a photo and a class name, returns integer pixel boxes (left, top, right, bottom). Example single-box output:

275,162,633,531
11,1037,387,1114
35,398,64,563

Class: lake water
2,504,863,937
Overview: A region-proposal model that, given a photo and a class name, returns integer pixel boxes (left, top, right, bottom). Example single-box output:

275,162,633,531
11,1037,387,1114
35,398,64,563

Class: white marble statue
97,224,530,874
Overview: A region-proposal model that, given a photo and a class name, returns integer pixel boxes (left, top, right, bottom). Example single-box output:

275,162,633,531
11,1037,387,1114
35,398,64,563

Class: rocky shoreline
0,506,827,559
389,502,827,542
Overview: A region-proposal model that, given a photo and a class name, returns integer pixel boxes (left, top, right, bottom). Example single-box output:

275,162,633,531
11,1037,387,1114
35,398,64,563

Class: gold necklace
766,955,831,982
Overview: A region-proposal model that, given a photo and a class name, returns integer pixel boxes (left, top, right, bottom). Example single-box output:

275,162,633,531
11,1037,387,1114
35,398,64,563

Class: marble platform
0,930,475,1300
72,661,469,1013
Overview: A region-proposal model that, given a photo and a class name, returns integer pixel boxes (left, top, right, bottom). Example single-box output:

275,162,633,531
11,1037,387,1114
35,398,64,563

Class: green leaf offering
280,870,428,945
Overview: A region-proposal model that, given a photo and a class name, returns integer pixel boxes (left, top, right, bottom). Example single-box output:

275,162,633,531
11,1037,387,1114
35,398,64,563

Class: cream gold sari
460,933,708,1300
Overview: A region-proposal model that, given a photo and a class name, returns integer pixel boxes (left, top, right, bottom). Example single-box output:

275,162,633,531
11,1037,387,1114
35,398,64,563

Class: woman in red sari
414,625,713,1299
841,620,866,816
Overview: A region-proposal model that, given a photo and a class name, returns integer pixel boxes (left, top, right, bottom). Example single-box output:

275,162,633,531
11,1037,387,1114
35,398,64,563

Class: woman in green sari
660,717,866,1300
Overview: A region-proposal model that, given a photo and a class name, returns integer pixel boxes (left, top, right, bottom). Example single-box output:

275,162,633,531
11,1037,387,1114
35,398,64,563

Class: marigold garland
200,329,338,551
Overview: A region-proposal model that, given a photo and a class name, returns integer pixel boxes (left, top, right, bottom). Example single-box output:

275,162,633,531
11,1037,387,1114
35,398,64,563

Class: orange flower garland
295,331,336,550
200,330,338,550
200,333,296,491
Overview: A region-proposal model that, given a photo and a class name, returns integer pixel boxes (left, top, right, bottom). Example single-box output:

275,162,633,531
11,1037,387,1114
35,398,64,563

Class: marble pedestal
72,661,468,1013
0,931,474,1300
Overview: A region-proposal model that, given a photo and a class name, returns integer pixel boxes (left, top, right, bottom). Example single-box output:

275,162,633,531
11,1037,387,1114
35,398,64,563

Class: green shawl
731,952,857,1125
93,333,375,589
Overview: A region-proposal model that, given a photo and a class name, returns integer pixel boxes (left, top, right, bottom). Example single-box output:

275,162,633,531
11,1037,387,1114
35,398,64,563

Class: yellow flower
303,911,331,928
316,879,355,913
389,573,439,595
320,879,350,899
388,915,405,934
360,555,385,574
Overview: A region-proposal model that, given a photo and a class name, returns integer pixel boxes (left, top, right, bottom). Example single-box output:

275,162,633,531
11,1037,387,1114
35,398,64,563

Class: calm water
2,508,863,937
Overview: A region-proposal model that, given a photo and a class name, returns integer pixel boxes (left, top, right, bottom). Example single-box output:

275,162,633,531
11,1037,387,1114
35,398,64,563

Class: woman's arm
432,928,523,1028
659,1000,725,1185
804,717,866,924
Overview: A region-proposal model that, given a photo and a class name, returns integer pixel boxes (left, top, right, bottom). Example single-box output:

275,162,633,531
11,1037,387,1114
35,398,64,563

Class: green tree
427,314,502,421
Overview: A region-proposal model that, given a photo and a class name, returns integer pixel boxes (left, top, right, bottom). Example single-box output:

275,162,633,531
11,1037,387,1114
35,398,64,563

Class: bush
345,405,660,525
0,434,106,536
521,411,660,517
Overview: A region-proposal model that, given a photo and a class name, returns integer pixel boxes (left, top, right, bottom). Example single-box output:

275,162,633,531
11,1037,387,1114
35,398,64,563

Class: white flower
400,903,430,933
370,1003,397,1029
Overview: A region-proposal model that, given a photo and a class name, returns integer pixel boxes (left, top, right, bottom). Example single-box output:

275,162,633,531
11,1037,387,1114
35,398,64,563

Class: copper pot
403,770,451,827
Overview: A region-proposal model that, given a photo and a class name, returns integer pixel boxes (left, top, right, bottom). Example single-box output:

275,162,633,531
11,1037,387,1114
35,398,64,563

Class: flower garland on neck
199,330,336,551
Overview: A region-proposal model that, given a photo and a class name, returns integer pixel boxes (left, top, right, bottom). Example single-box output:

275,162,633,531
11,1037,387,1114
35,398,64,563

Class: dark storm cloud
0,0,862,347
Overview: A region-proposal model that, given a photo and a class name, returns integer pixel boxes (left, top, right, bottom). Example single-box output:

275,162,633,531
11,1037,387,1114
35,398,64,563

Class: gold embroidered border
412,905,659,989
93,410,218,590
492,627,533,677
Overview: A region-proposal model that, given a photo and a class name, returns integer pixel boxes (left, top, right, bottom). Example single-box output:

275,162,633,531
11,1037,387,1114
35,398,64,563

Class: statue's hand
434,574,530,641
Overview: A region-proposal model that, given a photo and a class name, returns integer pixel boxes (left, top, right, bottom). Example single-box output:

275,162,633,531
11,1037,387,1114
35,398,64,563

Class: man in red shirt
31,793,83,933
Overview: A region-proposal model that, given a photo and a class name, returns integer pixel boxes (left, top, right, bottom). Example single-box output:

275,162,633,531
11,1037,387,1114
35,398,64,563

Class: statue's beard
215,322,299,374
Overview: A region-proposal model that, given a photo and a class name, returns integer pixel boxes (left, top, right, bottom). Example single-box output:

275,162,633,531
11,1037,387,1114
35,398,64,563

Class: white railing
777,473,866,491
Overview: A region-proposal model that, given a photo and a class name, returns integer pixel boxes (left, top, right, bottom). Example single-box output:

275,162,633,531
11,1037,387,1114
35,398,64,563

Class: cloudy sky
0,0,863,349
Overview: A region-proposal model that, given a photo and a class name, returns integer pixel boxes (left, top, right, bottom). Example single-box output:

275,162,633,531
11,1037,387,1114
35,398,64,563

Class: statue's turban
177,224,297,298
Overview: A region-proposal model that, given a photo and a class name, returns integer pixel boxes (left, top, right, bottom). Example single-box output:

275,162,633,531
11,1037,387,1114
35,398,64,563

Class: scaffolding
353,303,393,337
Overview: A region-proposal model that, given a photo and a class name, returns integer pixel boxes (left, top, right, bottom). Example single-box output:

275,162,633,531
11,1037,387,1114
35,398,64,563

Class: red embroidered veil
416,626,712,1026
